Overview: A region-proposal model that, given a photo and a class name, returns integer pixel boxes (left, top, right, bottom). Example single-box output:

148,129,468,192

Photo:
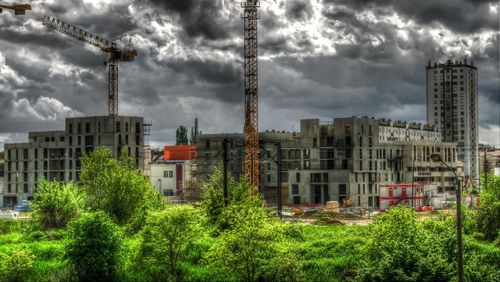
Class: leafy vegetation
1,151,499,282
31,178,85,230
80,148,154,224
65,211,123,281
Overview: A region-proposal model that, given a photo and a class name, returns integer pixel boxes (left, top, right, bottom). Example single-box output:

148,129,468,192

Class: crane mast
242,1,260,191
42,16,137,116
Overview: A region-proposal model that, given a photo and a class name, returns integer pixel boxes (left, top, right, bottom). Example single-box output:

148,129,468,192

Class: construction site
0,1,488,217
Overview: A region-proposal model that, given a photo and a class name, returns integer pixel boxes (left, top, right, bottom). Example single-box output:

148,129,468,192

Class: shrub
358,207,454,281
0,249,35,282
65,211,123,281
31,178,85,230
201,164,264,230
476,175,500,241
80,148,153,224
132,205,204,281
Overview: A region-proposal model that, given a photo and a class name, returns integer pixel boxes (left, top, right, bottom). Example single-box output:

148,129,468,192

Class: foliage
476,174,500,241
0,219,32,235
80,147,153,224
358,207,454,281
201,164,263,229
190,118,199,145
126,190,167,234
31,178,85,230
176,125,189,145
0,249,35,282
65,211,123,281
132,205,204,281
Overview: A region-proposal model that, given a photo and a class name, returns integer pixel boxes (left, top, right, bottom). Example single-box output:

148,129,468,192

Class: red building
164,145,196,161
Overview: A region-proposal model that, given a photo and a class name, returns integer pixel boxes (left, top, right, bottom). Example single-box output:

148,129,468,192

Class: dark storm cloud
147,0,231,40
286,0,314,21
1,0,499,149
325,0,498,33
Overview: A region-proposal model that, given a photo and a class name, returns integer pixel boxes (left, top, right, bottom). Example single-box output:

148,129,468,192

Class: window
69,136,72,146
296,172,300,183
136,122,141,133
136,135,140,145
125,122,129,132
23,183,28,193
304,160,310,169
292,184,299,194
339,184,347,195
267,173,271,182
164,171,174,178
78,123,81,133
125,135,129,145
77,136,81,145
68,123,73,134
116,122,121,132
85,123,90,133
59,136,65,142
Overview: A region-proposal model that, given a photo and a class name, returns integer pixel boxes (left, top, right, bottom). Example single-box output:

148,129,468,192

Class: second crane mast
42,16,137,116
242,1,260,191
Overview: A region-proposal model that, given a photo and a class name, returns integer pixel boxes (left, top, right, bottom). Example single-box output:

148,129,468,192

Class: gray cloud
0,0,499,150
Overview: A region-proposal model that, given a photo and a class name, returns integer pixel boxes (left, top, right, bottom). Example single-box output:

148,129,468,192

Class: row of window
68,121,141,134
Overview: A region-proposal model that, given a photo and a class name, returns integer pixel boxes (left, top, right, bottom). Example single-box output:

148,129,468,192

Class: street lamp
430,153,463,282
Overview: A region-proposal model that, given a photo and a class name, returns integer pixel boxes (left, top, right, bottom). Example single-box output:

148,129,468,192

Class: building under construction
1,115,147,208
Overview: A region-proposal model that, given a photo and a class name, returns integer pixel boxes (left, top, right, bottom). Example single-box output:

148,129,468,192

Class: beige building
287,117,464,208
2,115,145,208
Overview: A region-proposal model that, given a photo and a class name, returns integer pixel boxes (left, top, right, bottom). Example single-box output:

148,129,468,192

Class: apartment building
196,131,299,204
2,115,144,208
426,59,479,183
287,117,464,208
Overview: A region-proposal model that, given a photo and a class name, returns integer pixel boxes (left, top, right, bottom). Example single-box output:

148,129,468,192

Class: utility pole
223,138,228,207
484,148,488,192
276,142,282,219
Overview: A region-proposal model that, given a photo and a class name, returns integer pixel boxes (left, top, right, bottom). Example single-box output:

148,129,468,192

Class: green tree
65,211,123,282
201,163,262,229
0,249,35,282
189,118,199,145
133,205,204,281
358,207,454,281
477,174,500,241
207,204,293,282
31,178,85,230
176,125,189,145
80,148,153,224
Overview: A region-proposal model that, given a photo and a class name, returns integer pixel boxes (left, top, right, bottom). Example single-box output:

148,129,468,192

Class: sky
0,0,499,150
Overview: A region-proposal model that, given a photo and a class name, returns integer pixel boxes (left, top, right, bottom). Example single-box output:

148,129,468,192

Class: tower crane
0,1,31,15
42,15,137,116
242,1,260,191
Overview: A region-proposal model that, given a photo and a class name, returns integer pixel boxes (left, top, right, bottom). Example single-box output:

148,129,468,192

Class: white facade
148,161,193,198
426,60,479,183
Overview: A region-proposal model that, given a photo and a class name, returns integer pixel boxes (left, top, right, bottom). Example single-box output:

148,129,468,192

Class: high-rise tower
426,60,479,183
242,1,260,190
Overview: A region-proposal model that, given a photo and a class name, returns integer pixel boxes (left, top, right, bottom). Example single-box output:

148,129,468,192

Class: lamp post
430,153,463,282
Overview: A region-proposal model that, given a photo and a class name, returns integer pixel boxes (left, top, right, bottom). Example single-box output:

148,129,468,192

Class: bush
358,207,454,281
201,164,263,230
31,178,85,230
476,175,500,241
65,211,123,281
132,205,204,281
0,249,35,282
80,148,153,224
